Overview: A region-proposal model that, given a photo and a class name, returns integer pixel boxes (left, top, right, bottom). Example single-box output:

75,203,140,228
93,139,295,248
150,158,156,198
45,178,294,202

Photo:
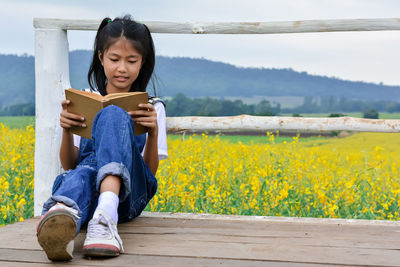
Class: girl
36,15,167,261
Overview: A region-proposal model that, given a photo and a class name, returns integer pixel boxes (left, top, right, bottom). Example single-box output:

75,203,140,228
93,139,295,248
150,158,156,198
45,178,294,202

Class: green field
376,113,400,119
0,116,35,128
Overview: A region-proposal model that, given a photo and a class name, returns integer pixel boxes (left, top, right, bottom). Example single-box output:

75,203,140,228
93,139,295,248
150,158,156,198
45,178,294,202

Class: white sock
96,191,119,223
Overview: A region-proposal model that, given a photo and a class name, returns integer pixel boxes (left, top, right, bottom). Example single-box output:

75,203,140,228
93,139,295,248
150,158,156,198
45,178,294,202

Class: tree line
283,96,400,114
164,93,281,117
0,103,35,116
2,94,400,118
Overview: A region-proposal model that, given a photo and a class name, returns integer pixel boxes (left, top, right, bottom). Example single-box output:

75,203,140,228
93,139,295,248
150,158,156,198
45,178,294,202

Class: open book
65,88,148,139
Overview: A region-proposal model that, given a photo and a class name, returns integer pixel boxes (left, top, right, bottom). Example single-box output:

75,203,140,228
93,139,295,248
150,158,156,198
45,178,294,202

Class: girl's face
99,37,143,94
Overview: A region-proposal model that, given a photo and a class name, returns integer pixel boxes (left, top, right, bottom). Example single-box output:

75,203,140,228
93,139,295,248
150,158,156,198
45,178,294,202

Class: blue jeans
42,105,158,232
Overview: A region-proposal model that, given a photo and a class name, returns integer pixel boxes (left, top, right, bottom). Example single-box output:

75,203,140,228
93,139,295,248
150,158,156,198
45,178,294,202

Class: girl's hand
60,100,86,130
128,103,158,135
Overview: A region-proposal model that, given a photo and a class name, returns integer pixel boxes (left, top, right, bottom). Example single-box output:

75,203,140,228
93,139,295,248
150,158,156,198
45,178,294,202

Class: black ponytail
88,17,112,96
87,15,156,96
132,23,155,94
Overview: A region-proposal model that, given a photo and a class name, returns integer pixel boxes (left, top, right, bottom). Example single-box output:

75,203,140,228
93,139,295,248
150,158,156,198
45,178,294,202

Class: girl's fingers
61,110,84,121
132,115,156,122
60,122,80,129
61,99,85,121
128,103,156,115
60,116,86,128
61,99,71,110
63,113,84,122
132,116,157,123
60,118,85,128
138,103,155,110
128,103,157,130
133,117,157,124
135,120,155,126
134,118,157,128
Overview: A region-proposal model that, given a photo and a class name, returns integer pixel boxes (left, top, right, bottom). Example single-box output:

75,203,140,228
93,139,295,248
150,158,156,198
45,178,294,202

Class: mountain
0,54,35,108
1,50,400,109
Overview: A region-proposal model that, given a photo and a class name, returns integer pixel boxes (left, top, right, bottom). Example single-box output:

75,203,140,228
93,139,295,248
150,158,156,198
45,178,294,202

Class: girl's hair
88,15,156,96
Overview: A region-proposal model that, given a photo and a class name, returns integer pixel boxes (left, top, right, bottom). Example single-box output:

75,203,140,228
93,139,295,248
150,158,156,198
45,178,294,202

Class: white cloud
2,1,101,19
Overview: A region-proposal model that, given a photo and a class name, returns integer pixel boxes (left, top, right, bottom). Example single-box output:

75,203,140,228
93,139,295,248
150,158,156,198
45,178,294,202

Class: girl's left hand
128,103,158,135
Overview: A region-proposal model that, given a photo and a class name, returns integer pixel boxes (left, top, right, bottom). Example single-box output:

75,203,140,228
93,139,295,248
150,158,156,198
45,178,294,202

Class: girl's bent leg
91,105,157,221
82,106,136,257
91,105,134,202
83,105,156,257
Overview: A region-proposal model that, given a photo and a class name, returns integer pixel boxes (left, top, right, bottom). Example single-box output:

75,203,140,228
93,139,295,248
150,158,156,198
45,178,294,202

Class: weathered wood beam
34,18,400,34
166,116,400,133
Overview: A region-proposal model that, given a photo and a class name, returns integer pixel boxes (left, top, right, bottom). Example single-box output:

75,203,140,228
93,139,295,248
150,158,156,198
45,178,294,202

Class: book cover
65,88,148,139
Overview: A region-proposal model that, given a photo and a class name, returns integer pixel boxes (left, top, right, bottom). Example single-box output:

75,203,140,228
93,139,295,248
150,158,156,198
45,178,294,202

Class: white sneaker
83,208,124,257
37,203,80,261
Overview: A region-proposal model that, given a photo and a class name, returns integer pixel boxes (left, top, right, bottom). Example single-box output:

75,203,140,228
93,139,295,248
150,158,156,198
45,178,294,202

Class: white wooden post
34,28,70,216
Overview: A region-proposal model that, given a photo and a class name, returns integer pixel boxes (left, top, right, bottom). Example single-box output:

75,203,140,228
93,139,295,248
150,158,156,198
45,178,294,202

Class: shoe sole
37,209,76,261
83,244,120,257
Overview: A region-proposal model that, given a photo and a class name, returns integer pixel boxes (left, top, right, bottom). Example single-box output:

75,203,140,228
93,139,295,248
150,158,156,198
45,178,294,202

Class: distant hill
0,54,35,108
1,50,400,109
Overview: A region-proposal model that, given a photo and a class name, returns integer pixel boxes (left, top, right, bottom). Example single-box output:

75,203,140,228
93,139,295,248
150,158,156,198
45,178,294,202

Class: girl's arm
129,103,159,175
143,128,159,175
59,99,85,170
59,129,79,170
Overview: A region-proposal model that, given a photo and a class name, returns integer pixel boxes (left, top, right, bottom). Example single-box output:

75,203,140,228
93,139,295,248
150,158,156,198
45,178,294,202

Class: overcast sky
1,0,400,85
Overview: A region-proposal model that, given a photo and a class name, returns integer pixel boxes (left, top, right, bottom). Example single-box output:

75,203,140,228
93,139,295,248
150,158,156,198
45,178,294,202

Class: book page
67,88,104,101
103,92,144,101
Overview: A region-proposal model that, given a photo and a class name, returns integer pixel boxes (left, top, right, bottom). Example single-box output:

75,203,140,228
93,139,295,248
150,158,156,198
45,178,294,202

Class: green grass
0,116,35,128
378,113,400,119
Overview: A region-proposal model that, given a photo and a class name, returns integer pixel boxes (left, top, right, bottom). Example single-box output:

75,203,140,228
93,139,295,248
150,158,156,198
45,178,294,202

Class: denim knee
92,105,134,147
95,105,131,125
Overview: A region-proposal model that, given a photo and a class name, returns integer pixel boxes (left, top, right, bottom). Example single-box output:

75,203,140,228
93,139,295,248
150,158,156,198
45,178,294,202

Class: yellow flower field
1,122,400,226
0,124,34,226
149,133,400,220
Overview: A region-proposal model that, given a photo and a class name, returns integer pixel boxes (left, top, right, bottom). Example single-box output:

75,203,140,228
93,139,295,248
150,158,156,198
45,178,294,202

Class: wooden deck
1,212,400,266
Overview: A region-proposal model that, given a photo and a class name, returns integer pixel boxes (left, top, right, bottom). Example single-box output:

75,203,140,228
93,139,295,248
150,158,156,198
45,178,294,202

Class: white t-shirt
73,101,168,161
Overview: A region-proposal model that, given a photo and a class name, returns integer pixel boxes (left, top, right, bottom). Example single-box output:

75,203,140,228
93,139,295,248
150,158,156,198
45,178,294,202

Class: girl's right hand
60,100,86,130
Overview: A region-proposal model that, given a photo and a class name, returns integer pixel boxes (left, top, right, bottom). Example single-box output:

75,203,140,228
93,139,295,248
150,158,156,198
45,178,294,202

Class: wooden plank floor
1,212,400,266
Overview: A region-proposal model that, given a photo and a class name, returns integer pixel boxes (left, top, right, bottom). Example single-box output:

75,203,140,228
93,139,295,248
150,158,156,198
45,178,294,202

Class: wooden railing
34,18,400,33
33,17,400,215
